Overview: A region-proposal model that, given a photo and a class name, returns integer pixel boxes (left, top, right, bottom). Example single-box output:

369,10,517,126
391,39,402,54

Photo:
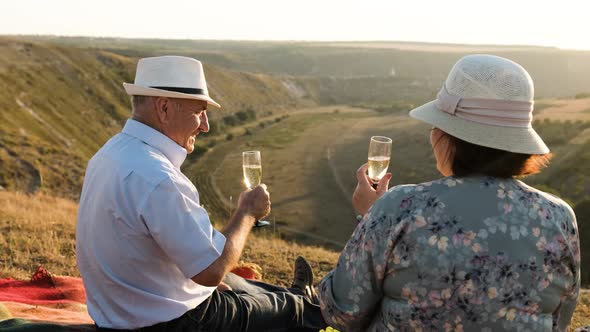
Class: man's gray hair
131,95,155,113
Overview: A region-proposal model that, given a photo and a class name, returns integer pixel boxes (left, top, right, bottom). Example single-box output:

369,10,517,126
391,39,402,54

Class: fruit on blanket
30,265,55,287
231,262,262,280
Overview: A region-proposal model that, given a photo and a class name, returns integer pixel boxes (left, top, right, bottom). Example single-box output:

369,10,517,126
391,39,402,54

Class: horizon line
3,33,590,52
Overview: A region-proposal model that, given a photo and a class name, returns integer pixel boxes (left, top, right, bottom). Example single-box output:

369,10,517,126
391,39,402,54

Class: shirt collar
122,119,187,168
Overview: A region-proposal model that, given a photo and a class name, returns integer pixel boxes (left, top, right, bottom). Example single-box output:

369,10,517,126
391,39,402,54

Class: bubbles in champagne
368,156,390,182
243,165,262,189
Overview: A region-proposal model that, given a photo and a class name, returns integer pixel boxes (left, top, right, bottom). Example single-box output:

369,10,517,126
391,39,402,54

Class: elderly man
76,56,326,331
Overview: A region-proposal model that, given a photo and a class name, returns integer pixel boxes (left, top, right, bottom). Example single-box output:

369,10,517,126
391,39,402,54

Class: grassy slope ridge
0,37,312,198
0,191,588,330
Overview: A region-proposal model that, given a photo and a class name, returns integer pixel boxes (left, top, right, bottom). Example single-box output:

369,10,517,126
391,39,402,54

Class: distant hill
18,36,590,102
0,37,314,198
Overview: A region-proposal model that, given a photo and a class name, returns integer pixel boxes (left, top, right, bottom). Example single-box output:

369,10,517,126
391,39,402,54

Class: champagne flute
242,151,270,228
368,136,392,189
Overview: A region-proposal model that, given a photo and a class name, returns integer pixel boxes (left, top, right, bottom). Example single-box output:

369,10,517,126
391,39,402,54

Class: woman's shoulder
514,180,576,219
371,177,455,212
377,176,574,219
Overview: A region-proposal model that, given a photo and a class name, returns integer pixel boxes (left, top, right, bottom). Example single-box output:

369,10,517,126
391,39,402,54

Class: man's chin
186,142,196,154
186,136,197,153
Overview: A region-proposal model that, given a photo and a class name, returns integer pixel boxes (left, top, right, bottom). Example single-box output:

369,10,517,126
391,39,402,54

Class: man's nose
200,112,209,133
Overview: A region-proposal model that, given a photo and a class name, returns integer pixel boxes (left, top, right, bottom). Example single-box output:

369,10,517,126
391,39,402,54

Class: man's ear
154,97,170,125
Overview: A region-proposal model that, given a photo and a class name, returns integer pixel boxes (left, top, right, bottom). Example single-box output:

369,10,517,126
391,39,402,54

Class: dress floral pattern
319,176,580,332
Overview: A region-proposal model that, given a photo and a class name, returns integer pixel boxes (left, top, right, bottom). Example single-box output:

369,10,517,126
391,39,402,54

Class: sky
1,0,589,50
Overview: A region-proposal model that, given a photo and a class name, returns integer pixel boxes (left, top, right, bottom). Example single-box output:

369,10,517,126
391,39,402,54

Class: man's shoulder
92,133,178,186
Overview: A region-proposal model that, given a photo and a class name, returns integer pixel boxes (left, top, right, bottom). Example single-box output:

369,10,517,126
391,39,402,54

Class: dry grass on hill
0,191,79,278
0,191,340,284
0,190,588,330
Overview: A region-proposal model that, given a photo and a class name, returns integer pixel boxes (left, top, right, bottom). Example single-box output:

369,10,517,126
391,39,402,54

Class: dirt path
15,97,72,148
325,146,352,204
188,106,379,243
273,224,347,247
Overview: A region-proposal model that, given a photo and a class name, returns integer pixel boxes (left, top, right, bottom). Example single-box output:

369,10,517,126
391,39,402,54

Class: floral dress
319,176,580,332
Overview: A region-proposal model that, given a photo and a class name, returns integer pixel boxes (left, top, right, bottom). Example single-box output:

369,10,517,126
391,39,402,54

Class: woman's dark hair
442,132,552,178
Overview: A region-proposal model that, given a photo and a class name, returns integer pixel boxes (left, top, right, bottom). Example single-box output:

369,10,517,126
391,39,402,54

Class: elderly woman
318,55,580,331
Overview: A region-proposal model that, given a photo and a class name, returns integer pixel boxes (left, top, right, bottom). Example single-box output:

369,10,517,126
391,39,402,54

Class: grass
0,191,79,277
0,190,589,330
0,189,342,285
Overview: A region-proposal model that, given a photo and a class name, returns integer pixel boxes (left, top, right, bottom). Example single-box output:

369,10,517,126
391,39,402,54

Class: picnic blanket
0,266,93,331
0,264,263,331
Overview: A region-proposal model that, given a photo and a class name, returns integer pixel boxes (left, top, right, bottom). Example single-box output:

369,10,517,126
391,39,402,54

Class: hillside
0,190,588,330
2,36,590,202
0,37,313,199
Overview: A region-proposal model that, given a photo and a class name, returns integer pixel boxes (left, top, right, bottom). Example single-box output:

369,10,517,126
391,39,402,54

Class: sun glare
0,0,589,50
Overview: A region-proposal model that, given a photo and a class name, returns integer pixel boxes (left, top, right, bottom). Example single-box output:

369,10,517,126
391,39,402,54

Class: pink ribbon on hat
435,85,534,128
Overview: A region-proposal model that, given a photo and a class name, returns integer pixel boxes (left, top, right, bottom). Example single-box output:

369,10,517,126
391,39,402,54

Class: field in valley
536,97,590,122
181,98,590,288
186,97,590,246
184,106,437,246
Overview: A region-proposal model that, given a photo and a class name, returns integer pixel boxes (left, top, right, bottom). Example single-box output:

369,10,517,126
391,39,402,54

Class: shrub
221,107,258,128
223,114,239,127
208,121,220,135
188,144,209,159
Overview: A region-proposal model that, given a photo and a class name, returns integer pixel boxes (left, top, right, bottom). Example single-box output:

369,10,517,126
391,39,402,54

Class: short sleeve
139,177,226,279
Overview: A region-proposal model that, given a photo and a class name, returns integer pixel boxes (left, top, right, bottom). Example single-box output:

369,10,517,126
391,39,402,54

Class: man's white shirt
76,119,226,329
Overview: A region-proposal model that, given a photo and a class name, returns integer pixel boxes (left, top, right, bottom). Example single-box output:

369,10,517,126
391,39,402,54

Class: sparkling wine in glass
242,151,270,228
368,136,392,188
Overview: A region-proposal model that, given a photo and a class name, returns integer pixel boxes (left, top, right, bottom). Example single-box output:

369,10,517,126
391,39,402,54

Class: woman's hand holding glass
352,136,393,216
352,163,392,216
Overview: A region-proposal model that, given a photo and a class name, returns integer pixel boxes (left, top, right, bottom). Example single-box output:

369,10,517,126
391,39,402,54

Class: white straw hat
409,54,549,154
123,56,220,108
